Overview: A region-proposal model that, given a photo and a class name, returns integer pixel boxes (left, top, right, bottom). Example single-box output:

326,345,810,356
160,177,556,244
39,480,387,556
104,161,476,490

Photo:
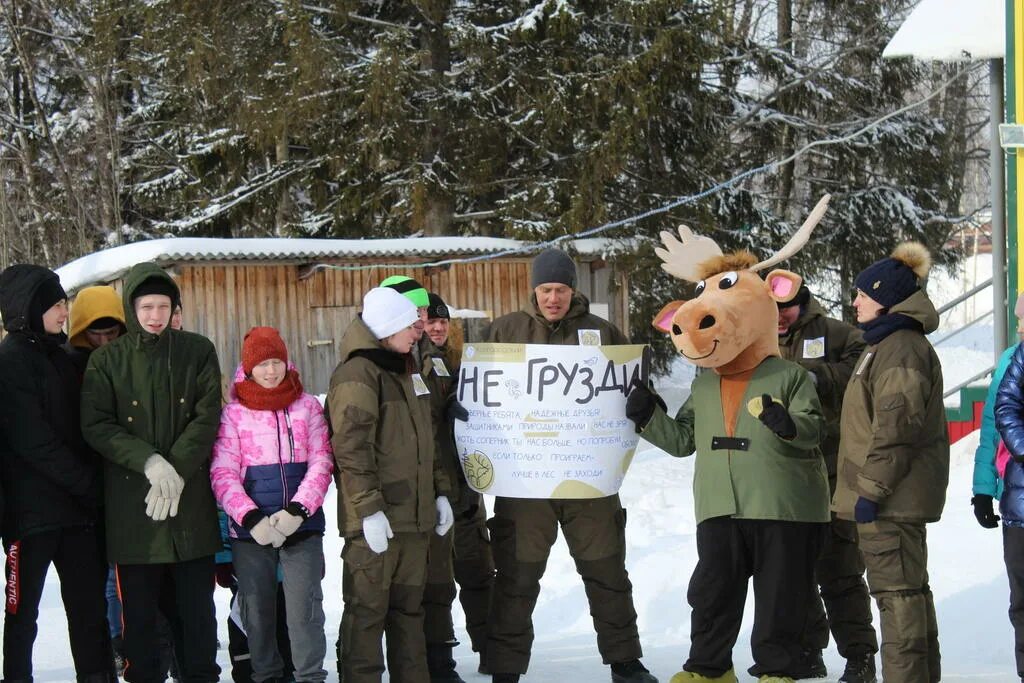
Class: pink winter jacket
211,366,333,537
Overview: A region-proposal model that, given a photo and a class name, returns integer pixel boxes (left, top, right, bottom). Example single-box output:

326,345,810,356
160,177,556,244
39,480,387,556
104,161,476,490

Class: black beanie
854,258,919,308
131,277,179,307
427,292,450,320
530,249,577,289
777,284,811,310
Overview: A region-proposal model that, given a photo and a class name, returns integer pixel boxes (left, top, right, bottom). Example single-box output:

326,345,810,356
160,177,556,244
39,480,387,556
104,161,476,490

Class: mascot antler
654,224,723,283
655,194,831,282
750,194,831,272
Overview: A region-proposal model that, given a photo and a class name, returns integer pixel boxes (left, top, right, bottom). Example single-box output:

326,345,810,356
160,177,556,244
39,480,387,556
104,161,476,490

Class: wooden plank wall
123,258,625,396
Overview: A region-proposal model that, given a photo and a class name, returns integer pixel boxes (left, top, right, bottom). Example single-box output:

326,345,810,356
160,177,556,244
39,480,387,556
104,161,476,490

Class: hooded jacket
833,289,949,523
485,293,629,346
211,364,333,540
66,285,126,374
777,297,866,474
0,265,100,540
80,263,222,563
994,342,1024,524
328,316,449,537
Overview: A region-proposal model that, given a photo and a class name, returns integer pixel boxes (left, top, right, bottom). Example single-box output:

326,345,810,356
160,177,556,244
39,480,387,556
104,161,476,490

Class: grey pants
232,534,328,683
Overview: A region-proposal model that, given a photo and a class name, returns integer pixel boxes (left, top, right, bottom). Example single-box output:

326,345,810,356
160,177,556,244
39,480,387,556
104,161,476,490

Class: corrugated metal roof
55,236,630,293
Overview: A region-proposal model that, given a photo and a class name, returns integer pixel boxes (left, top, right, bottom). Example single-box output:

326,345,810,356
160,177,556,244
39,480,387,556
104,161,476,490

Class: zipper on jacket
274,411,288,509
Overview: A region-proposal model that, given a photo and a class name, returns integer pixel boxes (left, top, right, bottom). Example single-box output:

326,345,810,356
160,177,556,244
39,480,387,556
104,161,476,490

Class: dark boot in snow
838,652,877,683
427,643,467,682
791,650,827,679
492,675,520,683
611,659,658,682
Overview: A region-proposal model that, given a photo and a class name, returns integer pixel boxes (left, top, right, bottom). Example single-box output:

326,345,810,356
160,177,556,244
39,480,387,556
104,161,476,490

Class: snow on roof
883,0,1004,61
55,236,629,294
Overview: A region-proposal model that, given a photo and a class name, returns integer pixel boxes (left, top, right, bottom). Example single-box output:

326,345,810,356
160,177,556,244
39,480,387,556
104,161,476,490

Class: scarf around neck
859,312,923,345
234,369,304,411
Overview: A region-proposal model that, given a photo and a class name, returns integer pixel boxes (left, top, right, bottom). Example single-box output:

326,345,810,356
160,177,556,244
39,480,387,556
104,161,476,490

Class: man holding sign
476,249,656,683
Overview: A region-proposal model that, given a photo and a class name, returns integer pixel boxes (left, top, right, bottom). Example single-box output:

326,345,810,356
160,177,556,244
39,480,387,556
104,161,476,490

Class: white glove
143,454,184,500
362,510,393,554
144,484,181,521
435,496,454,537
250,517,287,547
269,509,304,537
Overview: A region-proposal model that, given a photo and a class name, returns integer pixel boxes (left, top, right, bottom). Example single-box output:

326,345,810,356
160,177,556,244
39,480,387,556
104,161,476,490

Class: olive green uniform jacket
778,298,866,475
641,356,830,524
832,290,949,523
485,293,629,346
328,317,450,538
81,263,222,564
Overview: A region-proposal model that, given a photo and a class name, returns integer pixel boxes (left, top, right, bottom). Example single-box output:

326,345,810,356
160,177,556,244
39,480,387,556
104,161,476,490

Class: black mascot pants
685,516,826,679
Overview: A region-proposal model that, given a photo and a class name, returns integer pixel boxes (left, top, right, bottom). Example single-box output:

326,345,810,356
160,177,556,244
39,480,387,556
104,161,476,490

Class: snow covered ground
27,357,1016,682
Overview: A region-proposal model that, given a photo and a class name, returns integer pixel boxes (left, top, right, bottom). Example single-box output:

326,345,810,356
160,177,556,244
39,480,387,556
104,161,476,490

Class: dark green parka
81,263,222,564
328,317,450,538
485,293,629,346
832,290,949,523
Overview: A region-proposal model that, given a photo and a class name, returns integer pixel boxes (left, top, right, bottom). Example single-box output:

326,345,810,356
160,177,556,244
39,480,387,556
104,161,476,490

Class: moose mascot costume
627,197,833,683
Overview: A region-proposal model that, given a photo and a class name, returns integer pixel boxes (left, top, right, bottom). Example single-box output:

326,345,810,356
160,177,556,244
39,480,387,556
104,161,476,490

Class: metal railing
944,364,996,399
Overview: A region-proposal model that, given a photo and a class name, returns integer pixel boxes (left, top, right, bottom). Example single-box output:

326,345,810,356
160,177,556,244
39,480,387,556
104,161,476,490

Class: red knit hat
242,326,288,375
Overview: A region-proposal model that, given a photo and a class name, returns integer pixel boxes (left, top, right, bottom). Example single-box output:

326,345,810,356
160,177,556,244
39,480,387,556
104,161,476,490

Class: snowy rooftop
883,0,1004,61
55,236,627,294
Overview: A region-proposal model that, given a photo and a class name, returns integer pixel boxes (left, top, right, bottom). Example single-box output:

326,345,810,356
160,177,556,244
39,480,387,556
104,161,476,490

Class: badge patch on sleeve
802,337,825,359
578,329,602,346
411,373,431,396
431,357,450,377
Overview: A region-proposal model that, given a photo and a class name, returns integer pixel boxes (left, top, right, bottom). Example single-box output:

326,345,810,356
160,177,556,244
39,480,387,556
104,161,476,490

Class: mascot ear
765,270,803,303
652,301,686,333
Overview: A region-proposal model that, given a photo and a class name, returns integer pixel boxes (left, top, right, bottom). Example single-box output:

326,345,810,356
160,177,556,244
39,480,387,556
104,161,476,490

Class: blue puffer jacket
994,343,1024,523
974,345,1016,499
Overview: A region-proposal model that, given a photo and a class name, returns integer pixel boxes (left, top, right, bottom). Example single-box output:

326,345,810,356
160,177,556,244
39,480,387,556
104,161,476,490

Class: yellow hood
69,285,126,348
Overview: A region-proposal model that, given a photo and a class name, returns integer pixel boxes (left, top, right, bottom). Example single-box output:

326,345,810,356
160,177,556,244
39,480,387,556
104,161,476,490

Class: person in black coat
0,264,113,683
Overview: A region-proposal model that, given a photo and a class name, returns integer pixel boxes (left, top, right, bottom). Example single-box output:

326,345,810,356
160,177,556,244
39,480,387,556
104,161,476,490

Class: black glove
972,494,1001,529
626,383,667,434
446,396,469,422
854,496,879,524
757,394,797,439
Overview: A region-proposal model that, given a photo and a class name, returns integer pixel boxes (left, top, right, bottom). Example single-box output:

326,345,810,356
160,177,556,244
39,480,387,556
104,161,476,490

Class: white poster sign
454,343,647,499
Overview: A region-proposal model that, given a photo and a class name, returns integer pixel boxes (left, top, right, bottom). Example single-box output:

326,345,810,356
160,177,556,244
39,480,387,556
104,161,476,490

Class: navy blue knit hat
854,242,931,308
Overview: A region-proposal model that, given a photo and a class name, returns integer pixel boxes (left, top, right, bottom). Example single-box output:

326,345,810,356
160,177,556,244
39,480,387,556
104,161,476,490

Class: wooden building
56,237,631,395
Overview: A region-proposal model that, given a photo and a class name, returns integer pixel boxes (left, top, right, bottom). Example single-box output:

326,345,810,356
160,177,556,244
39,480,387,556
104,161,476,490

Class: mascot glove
854,497,879,524
250,517,287,547
435,496,454,536
269,509,304,537
143,454,185,500
144,484,180,521
625,384,667,434
362,511,394,554
757,394,797,439
972,494,1001,529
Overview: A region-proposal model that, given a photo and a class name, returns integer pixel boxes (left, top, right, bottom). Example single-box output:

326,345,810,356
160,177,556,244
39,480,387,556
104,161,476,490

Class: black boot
427,643,466,683
838,652,877,683
492,675,521,683
610,659,658,683
791,650,827,679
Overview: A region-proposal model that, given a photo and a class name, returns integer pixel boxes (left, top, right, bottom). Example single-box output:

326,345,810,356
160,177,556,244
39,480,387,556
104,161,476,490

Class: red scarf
234,369,304,411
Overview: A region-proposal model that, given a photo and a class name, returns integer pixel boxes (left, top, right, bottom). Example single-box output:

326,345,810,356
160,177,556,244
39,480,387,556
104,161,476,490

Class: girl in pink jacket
211,326,333,683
